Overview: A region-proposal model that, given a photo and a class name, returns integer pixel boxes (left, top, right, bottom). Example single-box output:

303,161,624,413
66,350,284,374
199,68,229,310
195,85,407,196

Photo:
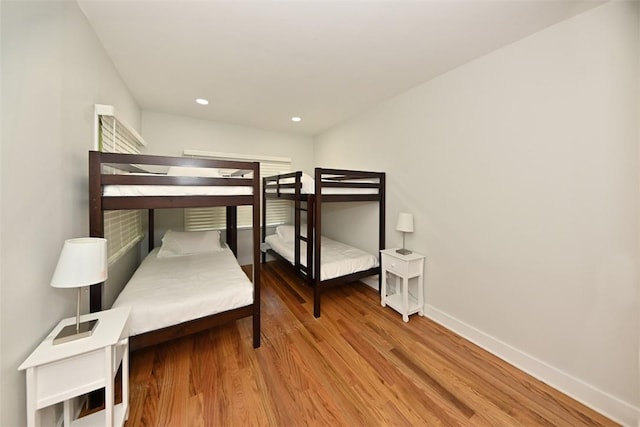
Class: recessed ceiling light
291,116,302,122
196,98,209,105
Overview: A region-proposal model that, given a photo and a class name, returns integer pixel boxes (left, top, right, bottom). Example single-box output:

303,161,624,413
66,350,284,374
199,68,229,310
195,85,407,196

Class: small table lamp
396,212,414,255
50,237,108,345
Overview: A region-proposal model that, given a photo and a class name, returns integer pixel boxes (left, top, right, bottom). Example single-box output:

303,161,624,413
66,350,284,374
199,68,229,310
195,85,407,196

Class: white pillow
300,173,315,194
275,224,307,242
167,166,220,177
157,230,223,258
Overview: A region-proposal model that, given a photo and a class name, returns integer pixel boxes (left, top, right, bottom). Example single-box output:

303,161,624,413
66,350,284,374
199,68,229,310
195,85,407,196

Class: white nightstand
380,249,425,322
19,307,130,427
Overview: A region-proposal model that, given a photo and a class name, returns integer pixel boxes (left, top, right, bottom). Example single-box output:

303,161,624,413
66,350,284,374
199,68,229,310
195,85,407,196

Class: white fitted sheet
111,247,254,336
265,234,378,281
101,171,253,197
104,185,252,197
265,173,378,195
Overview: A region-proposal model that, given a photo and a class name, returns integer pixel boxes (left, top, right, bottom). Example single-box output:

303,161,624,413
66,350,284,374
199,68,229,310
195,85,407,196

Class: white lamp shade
396,213,414,233
50,238,108,288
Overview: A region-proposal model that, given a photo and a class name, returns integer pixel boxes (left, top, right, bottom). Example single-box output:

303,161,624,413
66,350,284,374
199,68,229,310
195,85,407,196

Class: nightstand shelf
384,293,421,314
71,403,127,427
380,249,425,322
19,307,130,427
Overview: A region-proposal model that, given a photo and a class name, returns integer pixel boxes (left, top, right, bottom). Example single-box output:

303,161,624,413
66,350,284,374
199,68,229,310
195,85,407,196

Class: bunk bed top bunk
263,169,384,201
91,151,257,210
88,150,261,349
262,167,385,318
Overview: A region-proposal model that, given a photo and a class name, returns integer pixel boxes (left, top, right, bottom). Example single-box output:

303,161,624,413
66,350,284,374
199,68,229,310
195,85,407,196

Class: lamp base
53,319,99,345
396,248,412,255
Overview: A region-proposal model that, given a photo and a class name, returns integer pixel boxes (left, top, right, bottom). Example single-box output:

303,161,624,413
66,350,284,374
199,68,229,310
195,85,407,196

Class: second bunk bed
262,168,385,318
89,150,261,350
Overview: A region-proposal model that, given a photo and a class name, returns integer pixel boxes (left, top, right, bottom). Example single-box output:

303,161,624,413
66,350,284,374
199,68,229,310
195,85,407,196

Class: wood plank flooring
124,260,618,426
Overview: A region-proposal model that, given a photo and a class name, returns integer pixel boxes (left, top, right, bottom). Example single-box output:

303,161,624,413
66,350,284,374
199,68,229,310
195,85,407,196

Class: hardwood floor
124,260,618,426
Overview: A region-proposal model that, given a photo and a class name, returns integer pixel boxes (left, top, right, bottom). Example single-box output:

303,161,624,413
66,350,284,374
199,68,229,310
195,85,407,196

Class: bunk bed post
252,162,261,348
294,172,302,272
379,173,386,293
89,151,104,313
261,177,267,264
148,209,155,252
313,168,322,318
307,197,314,282
226,206,238,257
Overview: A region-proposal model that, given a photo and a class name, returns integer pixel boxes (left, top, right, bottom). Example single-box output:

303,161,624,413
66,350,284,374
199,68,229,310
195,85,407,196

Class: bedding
265,231,378,281
103,184,253,197
111,247,254,336
102,170,253,197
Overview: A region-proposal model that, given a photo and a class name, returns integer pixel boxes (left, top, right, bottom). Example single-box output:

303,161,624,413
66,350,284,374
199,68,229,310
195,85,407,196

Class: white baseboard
425,305,639,427
361,275,379,290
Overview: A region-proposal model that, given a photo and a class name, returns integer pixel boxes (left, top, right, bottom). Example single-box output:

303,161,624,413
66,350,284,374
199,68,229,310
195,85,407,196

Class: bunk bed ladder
291,171,313,280
293,199,314,280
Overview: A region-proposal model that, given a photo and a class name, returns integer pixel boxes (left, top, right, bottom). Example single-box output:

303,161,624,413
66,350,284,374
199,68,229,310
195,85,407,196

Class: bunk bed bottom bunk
264,225,379,317
264,232,378,281
112,244,256,352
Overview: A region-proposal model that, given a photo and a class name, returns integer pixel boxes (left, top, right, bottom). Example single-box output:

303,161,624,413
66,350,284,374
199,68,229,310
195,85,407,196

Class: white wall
316,2,639,424
0,2,141,425
0,1,4,421
141,111,315,265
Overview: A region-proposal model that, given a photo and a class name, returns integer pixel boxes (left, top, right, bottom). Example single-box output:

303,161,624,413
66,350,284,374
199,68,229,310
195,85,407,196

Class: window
183,151,291,231
95,105,145,265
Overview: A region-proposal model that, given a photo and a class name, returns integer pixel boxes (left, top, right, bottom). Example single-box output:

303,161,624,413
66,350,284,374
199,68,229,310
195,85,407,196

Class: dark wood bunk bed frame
261,168,385,318
88,150,261,351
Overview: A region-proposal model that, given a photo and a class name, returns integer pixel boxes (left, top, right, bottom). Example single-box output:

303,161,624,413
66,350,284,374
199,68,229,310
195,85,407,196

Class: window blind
184,154,291,231
96,105,145,265
99,115,143,154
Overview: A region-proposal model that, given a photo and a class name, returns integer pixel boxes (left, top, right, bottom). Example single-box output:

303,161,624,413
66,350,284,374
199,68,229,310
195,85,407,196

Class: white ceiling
78,0,604,136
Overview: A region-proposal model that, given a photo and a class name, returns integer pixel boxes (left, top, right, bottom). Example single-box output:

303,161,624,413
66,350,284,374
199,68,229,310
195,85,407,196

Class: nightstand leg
403,277,409,322
25,368,39,427
122,339,130,420
63,400,73,426
381,270,387,307
105,346,114,426
418,269,424,316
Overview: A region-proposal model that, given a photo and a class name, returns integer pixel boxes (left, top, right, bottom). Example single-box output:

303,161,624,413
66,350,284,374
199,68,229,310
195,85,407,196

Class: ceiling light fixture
291,116,302,122
195,98,209,105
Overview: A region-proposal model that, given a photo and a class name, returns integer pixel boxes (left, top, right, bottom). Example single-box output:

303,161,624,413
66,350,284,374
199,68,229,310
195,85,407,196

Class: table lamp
50,237,108,344
396,212,414,255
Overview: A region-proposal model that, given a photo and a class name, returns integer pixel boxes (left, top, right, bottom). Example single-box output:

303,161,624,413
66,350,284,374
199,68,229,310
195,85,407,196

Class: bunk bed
262,169,385,318
88,150,261,350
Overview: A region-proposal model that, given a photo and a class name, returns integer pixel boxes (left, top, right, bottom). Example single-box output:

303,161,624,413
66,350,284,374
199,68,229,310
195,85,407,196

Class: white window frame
183,150,291,231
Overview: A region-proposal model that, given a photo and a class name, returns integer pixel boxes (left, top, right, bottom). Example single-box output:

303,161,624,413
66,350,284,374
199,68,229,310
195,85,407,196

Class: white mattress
265,173,378,195
102,170,254,197
265,234,378,281
111,247,254,336
103,185,252,197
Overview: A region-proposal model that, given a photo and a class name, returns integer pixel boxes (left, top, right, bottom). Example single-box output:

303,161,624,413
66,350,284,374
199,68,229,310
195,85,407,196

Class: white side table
19,307,130,427
380,249,425,322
